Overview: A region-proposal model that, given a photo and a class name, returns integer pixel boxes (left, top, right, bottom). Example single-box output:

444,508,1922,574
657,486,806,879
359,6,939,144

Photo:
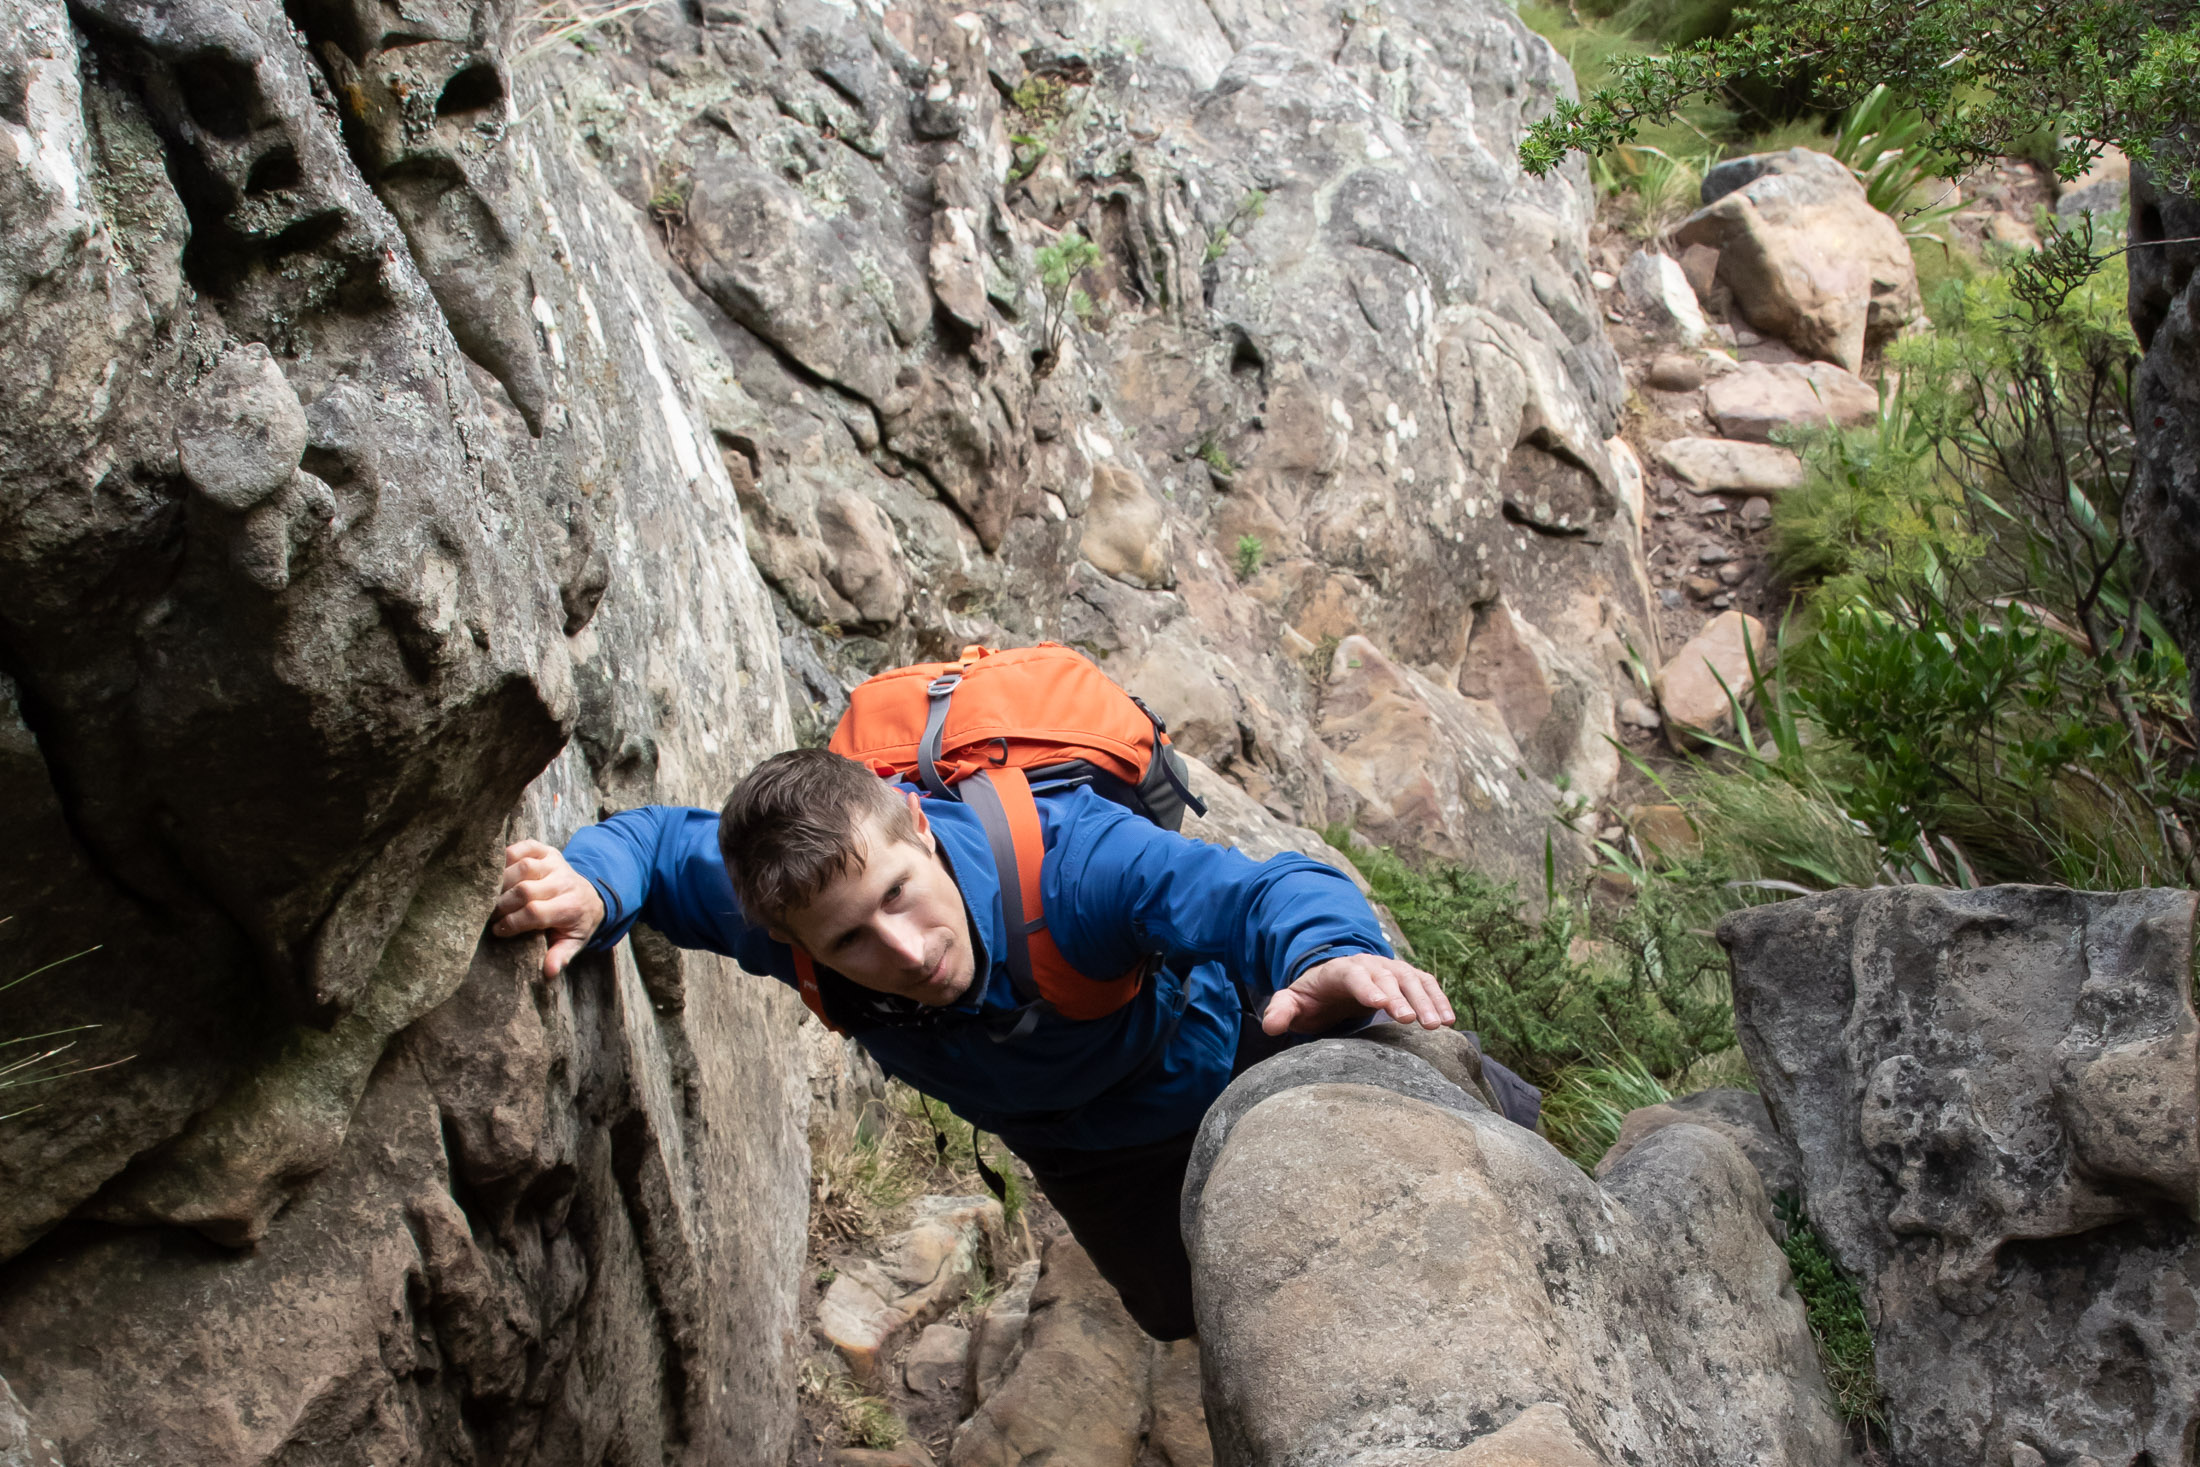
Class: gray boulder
1597,1087,1804,1205
1185,1040,1848,1467
1722,885,2200,1467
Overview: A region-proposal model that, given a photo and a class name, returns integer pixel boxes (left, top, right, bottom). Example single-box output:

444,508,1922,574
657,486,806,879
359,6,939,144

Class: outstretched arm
495,806,768,979
1044,797,1454,1034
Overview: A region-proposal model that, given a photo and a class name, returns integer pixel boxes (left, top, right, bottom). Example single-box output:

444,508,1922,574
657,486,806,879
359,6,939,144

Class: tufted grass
1775,1195,1884,1426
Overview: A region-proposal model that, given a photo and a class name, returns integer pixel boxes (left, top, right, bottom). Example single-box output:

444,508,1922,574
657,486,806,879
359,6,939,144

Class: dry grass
515,0,662,64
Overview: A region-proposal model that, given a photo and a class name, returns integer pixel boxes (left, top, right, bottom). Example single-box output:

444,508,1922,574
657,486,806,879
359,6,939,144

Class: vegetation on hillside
1518,0,2200,193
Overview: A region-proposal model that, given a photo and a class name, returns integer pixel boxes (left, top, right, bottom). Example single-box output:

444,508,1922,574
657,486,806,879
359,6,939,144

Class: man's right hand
495,840,606,978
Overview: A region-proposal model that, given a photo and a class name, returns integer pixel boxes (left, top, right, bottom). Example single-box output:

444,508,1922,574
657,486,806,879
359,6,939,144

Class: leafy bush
1712,222,2200,889
1032,234,1101,374
1520,0,2200,194
1233,534,1265,581
1333,838,1734,1093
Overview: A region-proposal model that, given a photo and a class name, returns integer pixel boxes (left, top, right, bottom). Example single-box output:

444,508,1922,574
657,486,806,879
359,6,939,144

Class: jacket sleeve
562,805,780,969
1042,795,1393,996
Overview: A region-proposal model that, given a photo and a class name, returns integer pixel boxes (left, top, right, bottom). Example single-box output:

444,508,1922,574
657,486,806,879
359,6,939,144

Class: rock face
1656,436,1806,494
1707,360,1878,443
0,0,1660,1451
1722,885,2200,1467
952,1235,1210,1467
1653,609,1771,747
1677,148,1919,371
2129,170,2200,703
1184,1040,1848,1467
0,0,807,1457
1597,1086,1802,1204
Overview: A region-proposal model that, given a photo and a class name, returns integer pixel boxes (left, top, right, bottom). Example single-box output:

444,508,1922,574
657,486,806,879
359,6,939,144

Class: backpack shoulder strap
961,767,1141,1022
789,948,847,1035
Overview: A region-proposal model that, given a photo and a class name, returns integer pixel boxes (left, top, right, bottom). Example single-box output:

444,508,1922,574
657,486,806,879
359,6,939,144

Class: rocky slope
0,0,1648,1456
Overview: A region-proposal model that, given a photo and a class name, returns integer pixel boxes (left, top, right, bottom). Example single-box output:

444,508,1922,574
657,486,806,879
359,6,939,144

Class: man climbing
491,647,1490,1341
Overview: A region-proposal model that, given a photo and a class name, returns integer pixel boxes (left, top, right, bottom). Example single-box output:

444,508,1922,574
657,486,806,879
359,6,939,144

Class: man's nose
879,915,927,968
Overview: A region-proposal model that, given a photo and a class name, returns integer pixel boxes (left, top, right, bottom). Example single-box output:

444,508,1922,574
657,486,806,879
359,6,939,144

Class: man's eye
885,882,905,903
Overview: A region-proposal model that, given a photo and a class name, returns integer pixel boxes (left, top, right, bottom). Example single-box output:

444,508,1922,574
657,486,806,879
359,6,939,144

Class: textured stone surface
1597,1087,1802,1204
1185,1040,1846,1467
1656,436,1807,494
905,1323,973,1396
951,1237,1153,1467
1707,360,1878,443
820,1195,1004,1386
1620,249,1708,345
1318,634,1594,891
1677,148,1919,371
2128,168,2200,704
1653,610,1771,747
0,0,808,1457
0,1377,62,1467
1721,885,2200,1467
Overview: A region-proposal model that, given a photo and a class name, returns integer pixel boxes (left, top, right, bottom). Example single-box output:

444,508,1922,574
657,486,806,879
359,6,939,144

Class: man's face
772,794,977,1006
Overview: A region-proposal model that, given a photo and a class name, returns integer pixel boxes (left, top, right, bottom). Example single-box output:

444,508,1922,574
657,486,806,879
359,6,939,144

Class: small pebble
1618,697,1662,730
1717,562,1746,586
1598,824,1625,841
1685,575,1723,599
1739,497,1774,530
1658,587,1683,608
1652,506,1674,519
1697,545,1735,565
1711,593,1733,609
1591,270,1616,291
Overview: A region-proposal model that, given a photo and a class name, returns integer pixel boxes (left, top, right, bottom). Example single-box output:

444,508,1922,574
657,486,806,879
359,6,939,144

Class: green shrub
1032,234,1101,373
1519,0,2200,195
1731,221,2199,889
1233,534,1265,581
1331,838,1733,1092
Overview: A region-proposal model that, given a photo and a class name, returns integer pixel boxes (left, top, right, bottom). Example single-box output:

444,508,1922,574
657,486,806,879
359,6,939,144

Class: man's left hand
1260,953,1456,1035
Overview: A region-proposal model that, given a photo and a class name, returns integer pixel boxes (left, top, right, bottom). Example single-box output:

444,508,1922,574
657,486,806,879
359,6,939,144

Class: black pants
1013,1022,1537,1341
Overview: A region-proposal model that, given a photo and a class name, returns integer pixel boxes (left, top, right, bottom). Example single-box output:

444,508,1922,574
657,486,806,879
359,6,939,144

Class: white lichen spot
574,281,607,352
531,295,566,369
623,282,705,483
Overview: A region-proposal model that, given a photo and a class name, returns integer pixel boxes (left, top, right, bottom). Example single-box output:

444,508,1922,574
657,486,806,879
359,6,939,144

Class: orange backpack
790,643,1205,1034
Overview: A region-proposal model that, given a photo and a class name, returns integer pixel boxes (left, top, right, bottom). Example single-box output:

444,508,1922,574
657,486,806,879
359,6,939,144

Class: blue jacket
564,786,1392,1151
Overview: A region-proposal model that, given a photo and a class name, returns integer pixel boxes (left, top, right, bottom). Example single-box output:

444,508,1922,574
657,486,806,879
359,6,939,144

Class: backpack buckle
927,671,964,698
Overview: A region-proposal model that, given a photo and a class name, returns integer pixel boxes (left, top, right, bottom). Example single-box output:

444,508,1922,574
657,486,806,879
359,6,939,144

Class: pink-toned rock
1676,149,1920,370
819,1195,1002,1386
1653,611,1773,748
1655,437,1805,495
1317,636,1587,891
1706,360,1878,443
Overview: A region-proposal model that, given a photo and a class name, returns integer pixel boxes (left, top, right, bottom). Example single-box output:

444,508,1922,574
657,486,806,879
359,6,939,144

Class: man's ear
905,790,934,848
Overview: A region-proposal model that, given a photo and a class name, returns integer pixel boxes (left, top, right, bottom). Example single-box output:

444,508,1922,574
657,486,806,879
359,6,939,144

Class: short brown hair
720,748,916,928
